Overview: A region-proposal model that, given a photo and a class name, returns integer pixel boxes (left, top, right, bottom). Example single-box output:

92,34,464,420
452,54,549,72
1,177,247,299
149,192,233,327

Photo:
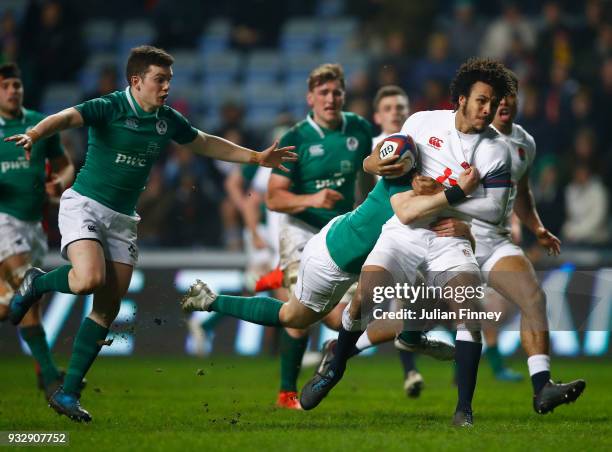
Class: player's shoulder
512,123,536,151
159,104,189,123
404,109,452,131
281,121,307,143
478,128,511,163
343,111,372,134
22,108,46,123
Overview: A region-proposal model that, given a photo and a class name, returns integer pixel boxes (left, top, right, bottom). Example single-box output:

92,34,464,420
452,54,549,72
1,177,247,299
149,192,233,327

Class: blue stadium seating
40,83,82,115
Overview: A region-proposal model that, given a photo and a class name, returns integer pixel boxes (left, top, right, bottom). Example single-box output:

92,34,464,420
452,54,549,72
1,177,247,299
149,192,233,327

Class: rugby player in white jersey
300,58,516,427
316,71,586,419
471,72,585,413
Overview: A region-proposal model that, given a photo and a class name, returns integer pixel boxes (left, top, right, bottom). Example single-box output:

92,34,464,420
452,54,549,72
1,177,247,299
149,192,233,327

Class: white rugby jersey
400,110,512,225
372,132,387,150
471,123,536,236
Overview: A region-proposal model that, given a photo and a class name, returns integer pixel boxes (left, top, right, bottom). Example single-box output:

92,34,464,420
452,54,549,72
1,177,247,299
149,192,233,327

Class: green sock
33,265,74,295
279,329,308,392
398,330,422,345
19,325,60,386
202,312,224,331
63,317,109,395
211,295,282,327
485,345,505,374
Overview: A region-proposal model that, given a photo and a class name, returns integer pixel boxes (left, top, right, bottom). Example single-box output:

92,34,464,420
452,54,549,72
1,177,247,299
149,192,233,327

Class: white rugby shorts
364,215,479,285
278,215,319,270
475,233,524,280
58,188,140,266
0,212,48,266
294,217,358,313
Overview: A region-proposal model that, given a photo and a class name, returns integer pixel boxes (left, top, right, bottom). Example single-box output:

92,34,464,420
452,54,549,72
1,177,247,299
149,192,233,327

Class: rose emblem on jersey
156,119,168,135
346,136,359,151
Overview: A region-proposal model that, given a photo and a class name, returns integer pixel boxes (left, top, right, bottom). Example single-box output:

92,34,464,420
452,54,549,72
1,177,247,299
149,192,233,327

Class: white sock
527,354,551,376
455,324,481,343
355,331,373,351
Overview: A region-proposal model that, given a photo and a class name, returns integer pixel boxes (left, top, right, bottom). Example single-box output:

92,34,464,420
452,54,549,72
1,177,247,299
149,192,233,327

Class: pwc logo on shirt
428,136,444,149
115,153,147,167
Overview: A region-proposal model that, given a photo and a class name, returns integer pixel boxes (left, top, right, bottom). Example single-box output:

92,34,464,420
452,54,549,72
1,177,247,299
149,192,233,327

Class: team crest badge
518,147,526,161
156,119,168,135
346,137,359,151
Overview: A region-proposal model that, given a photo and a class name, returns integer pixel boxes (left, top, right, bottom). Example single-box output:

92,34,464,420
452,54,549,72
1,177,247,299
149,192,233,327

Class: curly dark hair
449,58,514,108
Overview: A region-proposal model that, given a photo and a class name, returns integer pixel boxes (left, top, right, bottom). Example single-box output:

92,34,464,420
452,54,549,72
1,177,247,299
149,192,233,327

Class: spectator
480,2,536,61
82,65,118,101
18,0,85,107
562,164,610,245
411,32,457,94
412,78,453,112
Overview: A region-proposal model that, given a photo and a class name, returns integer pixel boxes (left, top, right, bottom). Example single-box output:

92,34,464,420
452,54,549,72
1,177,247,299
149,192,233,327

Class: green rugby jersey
272,112,372,229
0,109,64,221
326,176,412,274
73,88,198,215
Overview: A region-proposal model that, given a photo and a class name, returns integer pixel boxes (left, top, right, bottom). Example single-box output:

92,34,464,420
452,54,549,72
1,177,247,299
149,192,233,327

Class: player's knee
72,271,106,294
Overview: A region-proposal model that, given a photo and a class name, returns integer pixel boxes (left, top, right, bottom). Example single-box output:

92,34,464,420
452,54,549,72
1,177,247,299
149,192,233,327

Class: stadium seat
169,50,202,85
284,53,324,84
245,51,282,84
83,19,116,52
41,83,82,115
284,81,308,119
280,18,319,55
320,18,358,59
334,52,369,81
243,81,285,129
117,20,155,65
201,82,243,109
202,51,242,84
198,18,232,57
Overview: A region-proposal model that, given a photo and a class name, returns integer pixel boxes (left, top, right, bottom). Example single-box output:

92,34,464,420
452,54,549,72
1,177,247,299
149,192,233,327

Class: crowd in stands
1,0,610,253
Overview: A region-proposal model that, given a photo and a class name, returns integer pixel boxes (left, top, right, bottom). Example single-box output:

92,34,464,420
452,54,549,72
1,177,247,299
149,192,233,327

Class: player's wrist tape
444,185,466,205
26,129,41,142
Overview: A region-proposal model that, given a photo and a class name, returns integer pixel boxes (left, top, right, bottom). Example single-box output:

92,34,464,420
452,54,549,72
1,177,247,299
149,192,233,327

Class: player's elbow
265,191,282,212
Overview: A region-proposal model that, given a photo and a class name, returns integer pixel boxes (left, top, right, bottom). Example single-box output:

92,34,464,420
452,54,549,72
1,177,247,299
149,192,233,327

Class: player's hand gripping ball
378,134,419,179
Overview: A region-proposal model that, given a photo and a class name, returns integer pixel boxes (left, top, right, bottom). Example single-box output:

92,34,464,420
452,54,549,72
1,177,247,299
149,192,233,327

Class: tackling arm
392,166,480,224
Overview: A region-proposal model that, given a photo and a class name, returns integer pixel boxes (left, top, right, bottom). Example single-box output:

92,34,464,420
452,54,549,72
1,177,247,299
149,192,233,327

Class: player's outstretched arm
184,131,297,172
4,108,84,158
514,169,561,255
392,167,480,224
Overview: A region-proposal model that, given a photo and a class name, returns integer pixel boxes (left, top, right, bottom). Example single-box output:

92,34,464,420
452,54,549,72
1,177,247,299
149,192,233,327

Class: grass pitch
1,355,609,451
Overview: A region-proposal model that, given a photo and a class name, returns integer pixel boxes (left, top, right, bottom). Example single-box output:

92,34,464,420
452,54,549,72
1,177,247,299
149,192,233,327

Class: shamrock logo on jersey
346,137,359,151
156,119,168,135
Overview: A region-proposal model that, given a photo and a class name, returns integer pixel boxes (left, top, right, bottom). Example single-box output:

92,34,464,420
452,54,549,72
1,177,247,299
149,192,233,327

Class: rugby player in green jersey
266,64,377,409
5,46,296,423
0,63,75,398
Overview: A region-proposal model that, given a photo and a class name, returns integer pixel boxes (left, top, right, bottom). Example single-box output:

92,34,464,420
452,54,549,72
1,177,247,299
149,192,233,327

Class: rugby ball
378,133,419,179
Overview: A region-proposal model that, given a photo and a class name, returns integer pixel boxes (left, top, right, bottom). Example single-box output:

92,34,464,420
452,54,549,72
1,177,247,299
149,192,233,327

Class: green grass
1,355,609,451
